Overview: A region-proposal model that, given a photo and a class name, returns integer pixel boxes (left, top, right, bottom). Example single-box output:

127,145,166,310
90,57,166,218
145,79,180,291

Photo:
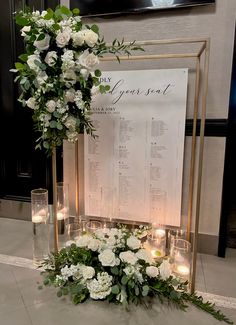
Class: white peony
65,89,75,102
72,31,85,46
45,51,57,66
46,100,56,113
127,235,141,250
33,34,50,51
81,266,95,280
27,54,41,71
26,97,38,109
56,30,71,48
83,29,98,47
158,260,172,280
88,238,101,252
146,266,159,278
21,25,31,37
98,249,116,267
78,50,99,71
119,251,138,265
76,234,91,247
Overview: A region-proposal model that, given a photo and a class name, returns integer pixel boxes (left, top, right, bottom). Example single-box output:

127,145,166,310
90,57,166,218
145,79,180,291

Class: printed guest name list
84,69,188,226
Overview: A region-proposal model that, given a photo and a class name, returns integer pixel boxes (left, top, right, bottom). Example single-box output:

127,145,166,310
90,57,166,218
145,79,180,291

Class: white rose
88,238,101,252
127,235,141,250
76,234,91,247
98,249,116,267
64,116,77,130
26,97,38,109
72,31,85,46
46,100,56,113
158,260,172,280
61,69,77,85
34,34,50,51
83,29,98,47
136,249,153,264
45,51,57,66
78,50,99,71
65,89,75,102
82,266,95,280
146,266,159,278
21,25,31,37
27,54,41,71
56,30,71,48
119,251,138,265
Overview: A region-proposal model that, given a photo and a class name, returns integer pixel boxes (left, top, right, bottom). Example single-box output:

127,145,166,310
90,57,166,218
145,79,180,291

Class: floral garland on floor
41,226,232,324
11,6,142,153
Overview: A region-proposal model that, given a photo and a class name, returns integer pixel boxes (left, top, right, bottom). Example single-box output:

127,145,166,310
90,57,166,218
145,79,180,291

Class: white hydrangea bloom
65,89,76,102
81,266,95,280
36,71,48,86
61,69,77,86
66,130,78,142
64,115,77,130
87,272,112,300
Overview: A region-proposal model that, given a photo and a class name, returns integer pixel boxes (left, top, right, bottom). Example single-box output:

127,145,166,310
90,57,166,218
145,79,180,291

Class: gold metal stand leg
52,146,59,253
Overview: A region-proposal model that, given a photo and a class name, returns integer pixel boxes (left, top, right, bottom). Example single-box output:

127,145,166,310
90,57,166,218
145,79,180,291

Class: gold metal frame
74,37,210,293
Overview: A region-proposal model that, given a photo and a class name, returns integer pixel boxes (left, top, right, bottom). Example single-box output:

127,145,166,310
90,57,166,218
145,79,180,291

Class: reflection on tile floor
0,218,236,324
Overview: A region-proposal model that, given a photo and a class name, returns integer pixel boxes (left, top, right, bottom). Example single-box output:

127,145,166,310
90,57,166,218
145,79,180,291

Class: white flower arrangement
41,225,232,323
11,6,142,153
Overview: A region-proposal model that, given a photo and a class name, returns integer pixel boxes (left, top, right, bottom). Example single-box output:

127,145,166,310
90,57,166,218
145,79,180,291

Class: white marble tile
0,264,25,314
0,307,32,325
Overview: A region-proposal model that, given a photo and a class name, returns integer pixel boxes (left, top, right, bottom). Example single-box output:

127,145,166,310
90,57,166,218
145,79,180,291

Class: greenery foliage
11,6,143,153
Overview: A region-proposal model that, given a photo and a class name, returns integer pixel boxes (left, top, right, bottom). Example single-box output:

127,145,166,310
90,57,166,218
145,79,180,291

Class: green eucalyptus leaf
111,285,120,295
57,123,63,130
94,69,101,77
43,141,49,149
135,285,139,296
50,120,57,128
111,266,119,275
121,275,128,286
90,24,99,34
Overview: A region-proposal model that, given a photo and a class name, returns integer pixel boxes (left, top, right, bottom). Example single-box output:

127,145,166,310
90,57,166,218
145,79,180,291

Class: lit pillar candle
32,215,44,223
176,264,190,276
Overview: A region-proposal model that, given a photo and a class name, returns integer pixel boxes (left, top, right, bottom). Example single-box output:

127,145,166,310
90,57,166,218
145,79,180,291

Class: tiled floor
0,217,236,324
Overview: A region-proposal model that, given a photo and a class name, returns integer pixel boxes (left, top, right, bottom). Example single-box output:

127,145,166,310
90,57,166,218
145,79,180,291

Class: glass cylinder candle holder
168,228,187,255
31,188,49,266
67,221,84,241
171,239,191,281
57,182,69,245
147,227,166,259
100,186,117,222
85,220,102,234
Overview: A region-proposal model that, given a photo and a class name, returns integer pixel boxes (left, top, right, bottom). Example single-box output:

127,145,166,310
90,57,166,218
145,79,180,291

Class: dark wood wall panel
0,0,60,202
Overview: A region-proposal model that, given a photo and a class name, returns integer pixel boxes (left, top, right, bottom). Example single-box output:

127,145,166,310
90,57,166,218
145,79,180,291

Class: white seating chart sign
84,69,188,226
